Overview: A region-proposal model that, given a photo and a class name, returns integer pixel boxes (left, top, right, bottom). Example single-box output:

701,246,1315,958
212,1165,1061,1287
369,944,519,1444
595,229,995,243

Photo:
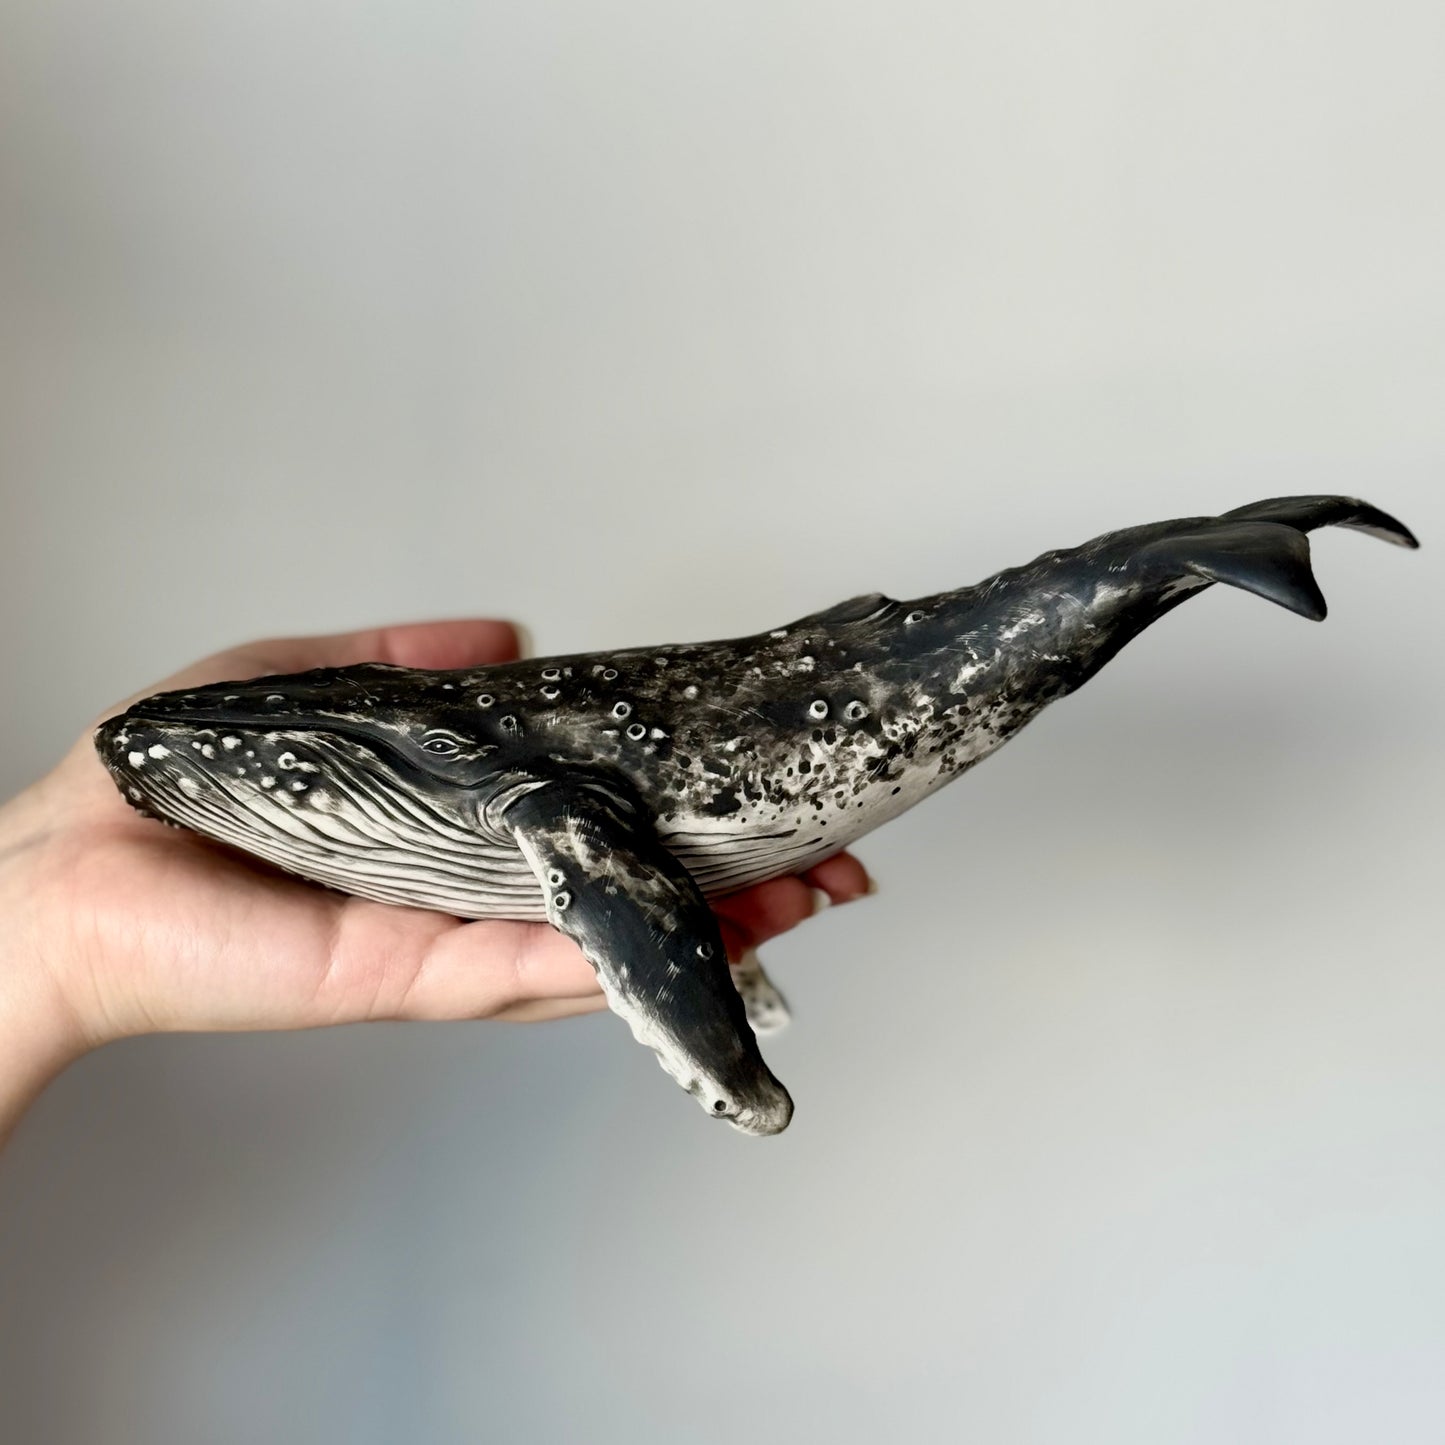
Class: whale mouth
94,714,373,852
92,711,537,918
96,712,342,809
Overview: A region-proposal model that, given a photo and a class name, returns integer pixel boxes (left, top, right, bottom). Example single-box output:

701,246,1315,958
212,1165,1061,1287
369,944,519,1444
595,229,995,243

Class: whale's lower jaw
93,713,549,919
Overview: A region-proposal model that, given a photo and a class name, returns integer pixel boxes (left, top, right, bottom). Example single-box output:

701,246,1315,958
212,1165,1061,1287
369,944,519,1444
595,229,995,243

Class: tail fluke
1222,494,1420,549
911,491,1415,724
1119,493,1418,624
1138,521,1329,620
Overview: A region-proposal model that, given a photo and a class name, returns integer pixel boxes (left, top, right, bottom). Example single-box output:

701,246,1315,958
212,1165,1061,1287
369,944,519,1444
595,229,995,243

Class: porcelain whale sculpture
96,495,1417,1135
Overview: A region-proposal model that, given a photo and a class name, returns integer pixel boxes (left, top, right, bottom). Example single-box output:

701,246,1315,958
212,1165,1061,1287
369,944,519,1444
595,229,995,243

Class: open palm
13,619,869,1051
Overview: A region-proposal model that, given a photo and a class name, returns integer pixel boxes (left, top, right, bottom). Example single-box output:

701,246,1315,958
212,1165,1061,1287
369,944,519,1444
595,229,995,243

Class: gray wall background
2,4,1442,1442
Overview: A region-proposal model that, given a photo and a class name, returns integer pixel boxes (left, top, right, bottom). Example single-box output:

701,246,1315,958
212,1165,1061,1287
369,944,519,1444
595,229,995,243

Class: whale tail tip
1222,494,1419,550
1135,494,1417,623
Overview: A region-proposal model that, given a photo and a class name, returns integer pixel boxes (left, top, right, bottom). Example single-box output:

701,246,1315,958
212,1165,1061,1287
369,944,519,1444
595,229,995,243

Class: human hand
0,619,871,1145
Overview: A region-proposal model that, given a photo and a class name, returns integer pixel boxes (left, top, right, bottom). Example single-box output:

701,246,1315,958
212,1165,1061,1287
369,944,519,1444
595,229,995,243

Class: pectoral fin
504,776,794,1136
731,948,792,1035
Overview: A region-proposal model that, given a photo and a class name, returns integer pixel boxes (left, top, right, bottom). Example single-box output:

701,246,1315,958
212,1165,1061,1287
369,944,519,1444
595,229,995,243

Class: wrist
0,965,88,1151
0,782,92,1147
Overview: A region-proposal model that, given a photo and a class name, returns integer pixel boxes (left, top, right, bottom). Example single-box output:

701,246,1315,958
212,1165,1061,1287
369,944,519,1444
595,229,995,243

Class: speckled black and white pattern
95,495,1418,1134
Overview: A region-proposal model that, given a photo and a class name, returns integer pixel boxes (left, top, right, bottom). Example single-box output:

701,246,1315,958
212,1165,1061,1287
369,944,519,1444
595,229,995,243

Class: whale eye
422,735,461,756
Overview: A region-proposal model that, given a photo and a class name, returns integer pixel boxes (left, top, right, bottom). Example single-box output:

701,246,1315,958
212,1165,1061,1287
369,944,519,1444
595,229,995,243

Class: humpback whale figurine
95,495,1417,1135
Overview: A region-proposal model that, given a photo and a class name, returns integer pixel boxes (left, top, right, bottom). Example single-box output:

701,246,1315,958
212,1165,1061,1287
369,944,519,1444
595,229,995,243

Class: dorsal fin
787,592,899,629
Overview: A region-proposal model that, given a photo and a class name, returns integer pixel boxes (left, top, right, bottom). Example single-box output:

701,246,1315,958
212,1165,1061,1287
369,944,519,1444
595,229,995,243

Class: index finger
223,618,524,675
140,618,525,698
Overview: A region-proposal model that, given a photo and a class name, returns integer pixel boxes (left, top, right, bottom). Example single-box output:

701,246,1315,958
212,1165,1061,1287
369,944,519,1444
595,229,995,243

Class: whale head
94,665,517,899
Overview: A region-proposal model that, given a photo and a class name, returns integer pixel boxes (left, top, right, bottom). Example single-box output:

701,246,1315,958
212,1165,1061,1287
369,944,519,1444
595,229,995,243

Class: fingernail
810,887,831,914
512,623,535,659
